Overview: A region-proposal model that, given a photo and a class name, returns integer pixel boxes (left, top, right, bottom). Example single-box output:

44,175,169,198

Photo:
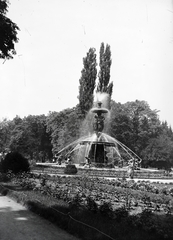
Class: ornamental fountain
55,96,142,169
76,101,121,166
37,94,170,179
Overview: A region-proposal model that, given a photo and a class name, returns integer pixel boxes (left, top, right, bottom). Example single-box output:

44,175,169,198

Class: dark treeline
0,99,173,170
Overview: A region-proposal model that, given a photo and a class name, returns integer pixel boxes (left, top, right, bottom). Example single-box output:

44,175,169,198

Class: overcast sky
1,0,173,127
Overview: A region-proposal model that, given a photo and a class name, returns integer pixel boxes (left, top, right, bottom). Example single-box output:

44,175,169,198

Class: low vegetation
1,171,173,240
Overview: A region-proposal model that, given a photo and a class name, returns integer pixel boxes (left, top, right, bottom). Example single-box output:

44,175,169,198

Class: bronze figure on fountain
91,101,108,135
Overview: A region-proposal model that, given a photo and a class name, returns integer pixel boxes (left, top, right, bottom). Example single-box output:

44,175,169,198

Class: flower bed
7,172,173,214
1,172,173,240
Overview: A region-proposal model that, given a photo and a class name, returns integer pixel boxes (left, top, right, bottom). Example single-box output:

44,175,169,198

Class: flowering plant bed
5,172,173,213
1,172,173,240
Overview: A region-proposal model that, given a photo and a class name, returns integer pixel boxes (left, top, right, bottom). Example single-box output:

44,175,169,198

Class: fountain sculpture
55,97,142,169
77,101,120,166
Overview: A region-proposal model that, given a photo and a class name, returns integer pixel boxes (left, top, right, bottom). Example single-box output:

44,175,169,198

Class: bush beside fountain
64,164,77,174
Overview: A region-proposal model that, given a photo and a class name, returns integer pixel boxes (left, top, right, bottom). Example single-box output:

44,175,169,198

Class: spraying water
94,92,110,109
56,92,142,168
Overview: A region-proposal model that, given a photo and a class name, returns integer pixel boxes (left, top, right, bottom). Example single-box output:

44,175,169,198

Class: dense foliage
0,151,30,173
46,108,82,155
0,98,172,169
0,0,19,59
78,48,97,115
109,100,173,168
0,115,52,162
96,42,113,98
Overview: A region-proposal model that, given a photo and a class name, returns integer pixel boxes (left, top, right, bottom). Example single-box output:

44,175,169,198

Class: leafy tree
23,115,53,160
123,100,161,155
96,43,113,97
46,110,68,154
109,99,173,169
140,121,173,168
160,121,173,140
141,135,173,169
109,101,132,147
78,48,97,115
0,0,19,59
8,116,24,153
8,115,52,160
0,118,11,151
110,100,161,159
46,107,82,154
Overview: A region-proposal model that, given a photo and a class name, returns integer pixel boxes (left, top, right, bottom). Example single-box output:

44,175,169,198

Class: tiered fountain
37,95,171,179
55,98,141,169
76,101,121,166
36,95,145,177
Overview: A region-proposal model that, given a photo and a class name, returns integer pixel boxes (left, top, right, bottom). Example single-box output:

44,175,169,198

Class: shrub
161,187,169,195
0,152,30,174
0,172,14,182
114,206,129,221
69,192,83,207
99,201,114,218
86,196,98,212
64,164,77,174
169,188,173,196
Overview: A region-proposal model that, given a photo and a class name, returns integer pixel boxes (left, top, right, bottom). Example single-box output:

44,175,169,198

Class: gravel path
0,194,81,240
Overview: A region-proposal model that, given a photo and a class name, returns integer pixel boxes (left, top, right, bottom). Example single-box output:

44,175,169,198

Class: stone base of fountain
35,163,169,179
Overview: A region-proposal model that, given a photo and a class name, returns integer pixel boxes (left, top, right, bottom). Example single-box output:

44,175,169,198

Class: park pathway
0,194,81,240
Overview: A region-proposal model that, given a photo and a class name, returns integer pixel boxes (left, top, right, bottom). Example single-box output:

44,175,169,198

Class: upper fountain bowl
90,101,109,114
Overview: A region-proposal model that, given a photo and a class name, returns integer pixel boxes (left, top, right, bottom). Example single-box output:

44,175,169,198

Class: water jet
55,98,141,170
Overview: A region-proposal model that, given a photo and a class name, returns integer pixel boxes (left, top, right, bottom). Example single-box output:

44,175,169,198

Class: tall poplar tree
96,43,113,96
78,48,97,115
0,0,19,59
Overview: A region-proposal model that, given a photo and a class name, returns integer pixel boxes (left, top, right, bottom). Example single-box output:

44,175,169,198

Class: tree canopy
0,99,172,169
78,43,114,114
96,42,113,97
0,115,53,161
78,48,97,115
109,100,173,168
0,0,19,59
46,108,82,154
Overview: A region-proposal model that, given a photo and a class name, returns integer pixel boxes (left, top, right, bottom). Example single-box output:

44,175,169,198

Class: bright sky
1,0,173,127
